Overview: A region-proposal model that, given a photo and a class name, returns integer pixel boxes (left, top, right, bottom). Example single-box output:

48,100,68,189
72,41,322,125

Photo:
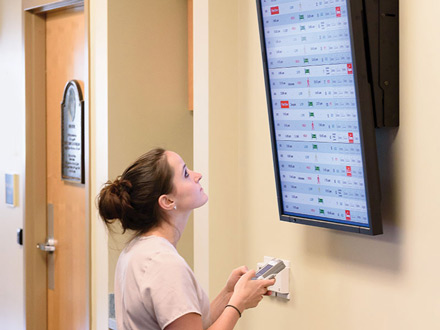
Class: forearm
206,305,241,330
210,287,233,323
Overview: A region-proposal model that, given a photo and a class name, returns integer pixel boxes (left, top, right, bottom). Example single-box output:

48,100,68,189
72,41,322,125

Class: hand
225,266,248,293
228,269,276,313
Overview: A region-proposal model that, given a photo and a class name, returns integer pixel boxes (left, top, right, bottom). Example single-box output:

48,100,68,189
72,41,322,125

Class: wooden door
45,7,87,330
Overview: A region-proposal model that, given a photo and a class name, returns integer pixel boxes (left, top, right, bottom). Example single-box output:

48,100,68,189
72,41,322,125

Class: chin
199,194,209,207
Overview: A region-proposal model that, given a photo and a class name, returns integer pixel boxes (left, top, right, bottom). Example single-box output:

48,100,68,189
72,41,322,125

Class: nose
194,172,202,183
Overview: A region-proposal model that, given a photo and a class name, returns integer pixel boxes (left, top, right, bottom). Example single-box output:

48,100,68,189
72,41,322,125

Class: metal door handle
37,237,57,252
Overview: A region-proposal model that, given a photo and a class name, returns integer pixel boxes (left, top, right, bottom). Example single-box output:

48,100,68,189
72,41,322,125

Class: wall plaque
61,80,84,184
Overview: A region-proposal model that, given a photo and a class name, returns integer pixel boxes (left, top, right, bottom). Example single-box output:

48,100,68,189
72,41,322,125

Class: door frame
23,1,90,329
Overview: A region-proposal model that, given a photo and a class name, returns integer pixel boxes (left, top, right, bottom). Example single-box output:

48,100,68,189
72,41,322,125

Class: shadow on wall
0,3,4,41
303,128,402,273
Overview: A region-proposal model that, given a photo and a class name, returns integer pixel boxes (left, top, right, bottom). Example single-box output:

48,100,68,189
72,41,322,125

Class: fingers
257,278,275,296
242,269,257,280
230,270,275,311
259,285,270,295
260,278,276,287
234,265,248,276
250,279,273,296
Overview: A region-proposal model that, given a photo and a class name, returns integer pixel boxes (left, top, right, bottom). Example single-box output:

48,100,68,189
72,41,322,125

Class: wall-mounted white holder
5,174,19,207
257,256,291,300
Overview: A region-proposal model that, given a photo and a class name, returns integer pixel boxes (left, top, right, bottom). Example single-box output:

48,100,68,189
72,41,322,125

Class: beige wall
0,0,25,327
107,0,193,292
200,0,440,329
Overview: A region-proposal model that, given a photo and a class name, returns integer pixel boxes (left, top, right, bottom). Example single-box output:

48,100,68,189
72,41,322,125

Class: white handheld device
253,258,286,280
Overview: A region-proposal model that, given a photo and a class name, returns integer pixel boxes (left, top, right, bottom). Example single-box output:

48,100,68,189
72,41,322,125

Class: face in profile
165,151,208,211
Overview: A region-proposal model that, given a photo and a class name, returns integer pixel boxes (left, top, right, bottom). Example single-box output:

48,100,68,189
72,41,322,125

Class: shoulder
123,236,177,260
124,236,192,278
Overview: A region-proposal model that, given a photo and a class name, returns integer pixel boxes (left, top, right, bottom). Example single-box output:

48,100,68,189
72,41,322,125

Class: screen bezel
256,0,383,235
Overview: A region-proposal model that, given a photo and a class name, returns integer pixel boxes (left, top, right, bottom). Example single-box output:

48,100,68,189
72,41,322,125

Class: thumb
260,277,276,287
242,269,256,280
235,265,248,276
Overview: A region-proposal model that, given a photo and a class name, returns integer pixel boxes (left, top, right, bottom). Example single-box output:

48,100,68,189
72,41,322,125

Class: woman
98,148,275,330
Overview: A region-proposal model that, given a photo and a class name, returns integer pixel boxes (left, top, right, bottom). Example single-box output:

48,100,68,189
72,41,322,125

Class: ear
158,194,175,211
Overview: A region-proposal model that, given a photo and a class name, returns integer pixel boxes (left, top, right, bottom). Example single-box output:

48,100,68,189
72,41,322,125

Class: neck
145,211,191,247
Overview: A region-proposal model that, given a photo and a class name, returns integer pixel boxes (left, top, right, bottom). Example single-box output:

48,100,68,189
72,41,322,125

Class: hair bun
98,177,133,223
114,177,133,194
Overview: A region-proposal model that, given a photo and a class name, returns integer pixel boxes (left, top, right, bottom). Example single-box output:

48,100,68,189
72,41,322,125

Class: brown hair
97,148,174,237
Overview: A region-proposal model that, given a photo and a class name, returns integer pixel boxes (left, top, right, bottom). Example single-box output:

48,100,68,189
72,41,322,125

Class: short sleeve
141,252,203,329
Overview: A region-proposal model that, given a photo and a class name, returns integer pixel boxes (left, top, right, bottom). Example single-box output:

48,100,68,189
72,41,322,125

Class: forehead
165,151,184,170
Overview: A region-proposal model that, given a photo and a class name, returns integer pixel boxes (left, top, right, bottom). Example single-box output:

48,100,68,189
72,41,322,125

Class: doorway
24,1,90,329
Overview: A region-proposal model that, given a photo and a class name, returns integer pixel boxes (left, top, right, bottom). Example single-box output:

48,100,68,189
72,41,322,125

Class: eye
184,169,189,178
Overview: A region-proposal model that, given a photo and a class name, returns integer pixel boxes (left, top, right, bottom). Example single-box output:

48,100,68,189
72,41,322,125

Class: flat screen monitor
256,0,384,235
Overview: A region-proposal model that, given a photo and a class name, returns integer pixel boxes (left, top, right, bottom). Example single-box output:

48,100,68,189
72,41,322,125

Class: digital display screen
259,0,370,227
253,264,274,280
256,264,273,277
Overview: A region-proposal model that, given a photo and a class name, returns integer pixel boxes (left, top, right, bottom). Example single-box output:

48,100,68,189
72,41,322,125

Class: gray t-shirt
115,235,211,329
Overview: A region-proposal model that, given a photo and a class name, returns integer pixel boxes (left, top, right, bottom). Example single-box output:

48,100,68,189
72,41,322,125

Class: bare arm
164,309,240,330
209,266,248,322
210,287,233,323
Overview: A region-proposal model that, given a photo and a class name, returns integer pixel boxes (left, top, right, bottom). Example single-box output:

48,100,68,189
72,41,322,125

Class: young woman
98,148,275,330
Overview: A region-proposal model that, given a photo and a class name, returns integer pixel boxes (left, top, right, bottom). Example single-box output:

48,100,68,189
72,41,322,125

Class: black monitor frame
363,0,399,127
256,0,398,235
